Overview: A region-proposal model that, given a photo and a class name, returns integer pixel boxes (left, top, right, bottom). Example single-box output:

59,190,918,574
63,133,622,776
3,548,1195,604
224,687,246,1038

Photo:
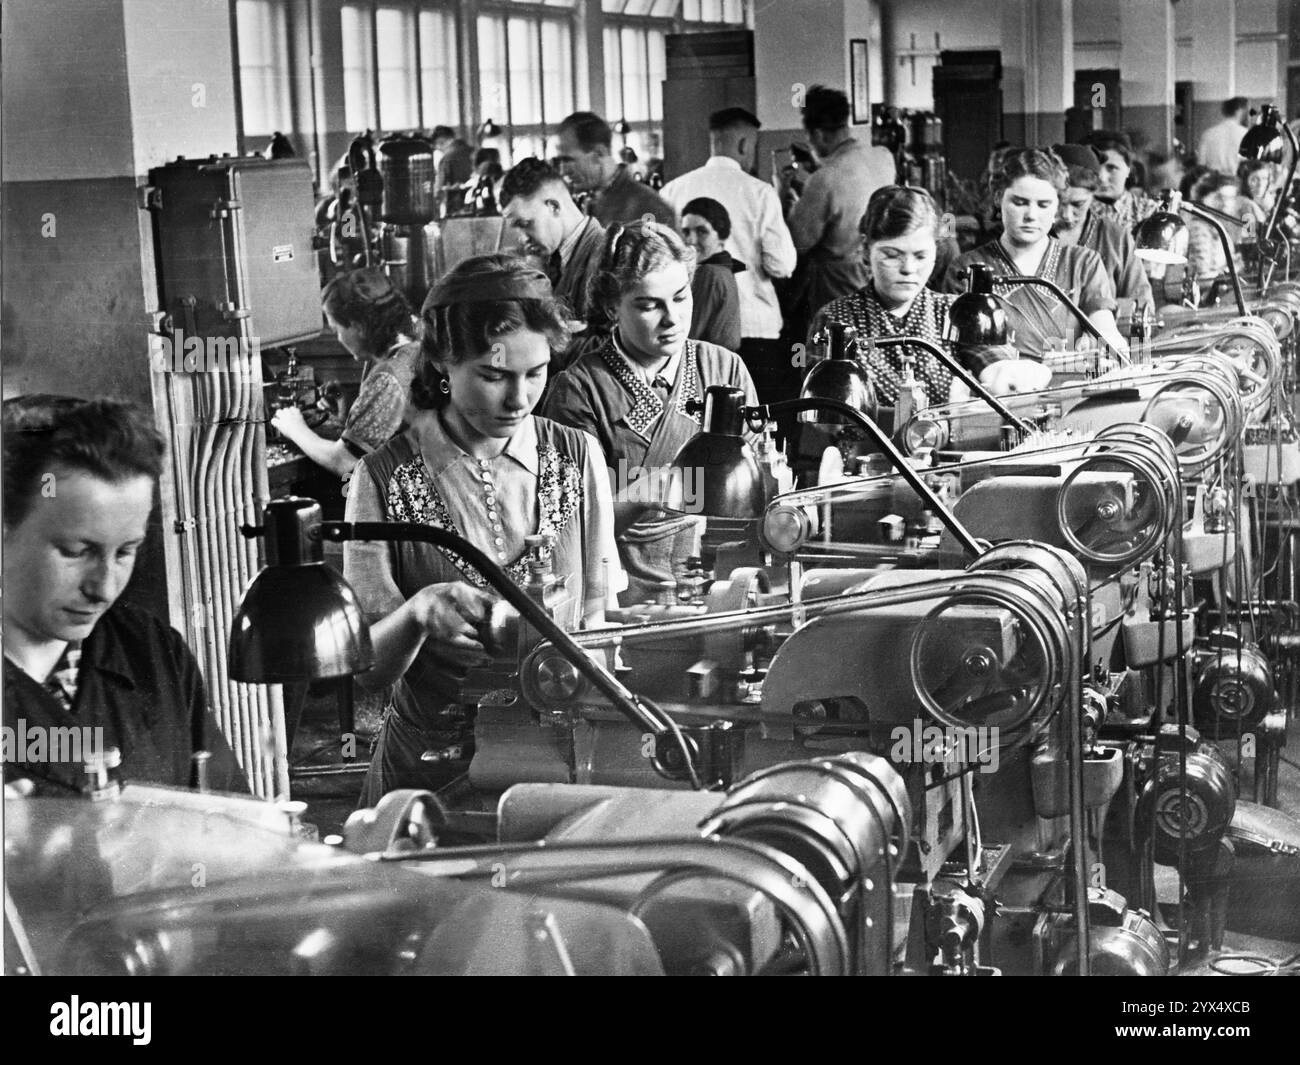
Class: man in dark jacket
3,395,247,795
681,197,744,351
556,112,676,229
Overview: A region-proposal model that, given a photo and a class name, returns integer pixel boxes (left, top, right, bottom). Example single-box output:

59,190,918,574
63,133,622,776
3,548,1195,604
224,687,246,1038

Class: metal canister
377,133,436,225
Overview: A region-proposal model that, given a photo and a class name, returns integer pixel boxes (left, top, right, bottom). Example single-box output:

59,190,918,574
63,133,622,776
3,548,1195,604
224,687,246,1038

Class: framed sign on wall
850,38,870,124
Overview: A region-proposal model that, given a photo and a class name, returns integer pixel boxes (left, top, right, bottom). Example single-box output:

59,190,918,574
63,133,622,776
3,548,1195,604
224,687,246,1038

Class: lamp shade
478,119,502,139
229,498,374,683
946,262,1010,346
1134,207,1190,265
1240,104,1286,164
797,357,877,426
666,385,766,518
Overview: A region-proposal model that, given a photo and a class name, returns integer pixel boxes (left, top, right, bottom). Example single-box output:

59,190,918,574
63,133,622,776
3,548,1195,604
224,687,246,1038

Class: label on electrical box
272,244,295,263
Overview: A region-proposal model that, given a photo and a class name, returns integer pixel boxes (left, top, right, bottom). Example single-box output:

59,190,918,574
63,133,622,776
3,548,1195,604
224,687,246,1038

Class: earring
439,378,451,395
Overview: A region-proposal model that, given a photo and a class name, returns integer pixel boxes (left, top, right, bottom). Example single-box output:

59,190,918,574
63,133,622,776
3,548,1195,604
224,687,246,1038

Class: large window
342,2,461,133
477,2,576,164
682,0,747,23
235,0,293,138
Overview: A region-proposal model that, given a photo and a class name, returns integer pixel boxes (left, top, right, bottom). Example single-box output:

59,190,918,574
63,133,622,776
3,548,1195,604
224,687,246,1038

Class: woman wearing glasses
811,185,1049,404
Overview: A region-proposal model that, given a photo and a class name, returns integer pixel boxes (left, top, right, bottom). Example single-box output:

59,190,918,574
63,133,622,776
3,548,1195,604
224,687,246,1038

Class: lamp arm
1180,202,1248,316
755,398,984,557
995,275,1130,362
1259,120,1299,288
317,520,703,787
867,335,1034,433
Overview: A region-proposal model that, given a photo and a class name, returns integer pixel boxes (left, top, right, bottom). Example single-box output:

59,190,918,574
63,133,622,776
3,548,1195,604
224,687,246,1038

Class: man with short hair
3,396,247,795
555,112,676,229
661,107,797,352
500,157,606,326
1198,97,1250,177
785,86,897,322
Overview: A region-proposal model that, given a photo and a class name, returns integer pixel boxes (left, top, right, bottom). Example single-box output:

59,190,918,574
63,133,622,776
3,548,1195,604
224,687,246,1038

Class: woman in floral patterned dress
344,254,621,803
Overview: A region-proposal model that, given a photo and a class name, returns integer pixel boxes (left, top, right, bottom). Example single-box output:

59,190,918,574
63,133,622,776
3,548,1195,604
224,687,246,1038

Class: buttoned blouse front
344,410,622,637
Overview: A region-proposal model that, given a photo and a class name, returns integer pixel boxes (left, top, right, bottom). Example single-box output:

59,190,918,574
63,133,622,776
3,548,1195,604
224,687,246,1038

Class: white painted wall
122,0,239,175
884,0,1002,109
2,0,135,181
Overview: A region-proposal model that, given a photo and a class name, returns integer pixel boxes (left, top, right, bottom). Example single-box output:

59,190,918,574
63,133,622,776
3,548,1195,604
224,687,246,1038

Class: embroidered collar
414,410,540,477
598,337,702,435
385,442,583,588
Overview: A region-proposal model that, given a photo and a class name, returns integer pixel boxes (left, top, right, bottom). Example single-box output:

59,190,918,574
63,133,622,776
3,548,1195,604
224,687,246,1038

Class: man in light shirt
661,108,797,350
785,86,898,328
1198,97,1249,177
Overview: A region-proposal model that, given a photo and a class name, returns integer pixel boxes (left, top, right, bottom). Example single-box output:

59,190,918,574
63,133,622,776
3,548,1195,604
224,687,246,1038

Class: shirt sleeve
786,172,831,254
1113,226,1154,307
540,369,604,443
341,369,407,456
757,184,798,280
1074,246,1118,316
578,430,627,611
343,462,406,621
690,269,730,347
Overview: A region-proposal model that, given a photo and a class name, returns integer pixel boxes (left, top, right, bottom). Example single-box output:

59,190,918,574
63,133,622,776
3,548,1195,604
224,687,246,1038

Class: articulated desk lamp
1133,190,1248,317
228,498,705,788
1239,103,1299,290
950,262,1131,365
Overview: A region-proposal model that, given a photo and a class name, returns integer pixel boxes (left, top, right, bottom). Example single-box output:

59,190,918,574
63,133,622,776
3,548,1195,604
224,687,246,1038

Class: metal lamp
1239,104,1299,287
668,385,983,556
229,498,373,683
1134,189,1247,315
230,499,704,785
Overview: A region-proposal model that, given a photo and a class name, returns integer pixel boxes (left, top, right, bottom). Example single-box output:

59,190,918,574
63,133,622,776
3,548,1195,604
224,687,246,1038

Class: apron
615,344,708,606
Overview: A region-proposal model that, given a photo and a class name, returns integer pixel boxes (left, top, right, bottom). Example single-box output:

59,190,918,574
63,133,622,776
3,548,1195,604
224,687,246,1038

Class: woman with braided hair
343,254,621,803
271,268,420,488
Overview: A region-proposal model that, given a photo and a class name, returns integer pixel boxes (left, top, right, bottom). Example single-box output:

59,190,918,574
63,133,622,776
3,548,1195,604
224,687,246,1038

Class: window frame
340,0,464,134
476,1,579,163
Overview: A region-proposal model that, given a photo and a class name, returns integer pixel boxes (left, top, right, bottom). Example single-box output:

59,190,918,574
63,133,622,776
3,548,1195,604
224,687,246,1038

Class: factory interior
5,0,1300,982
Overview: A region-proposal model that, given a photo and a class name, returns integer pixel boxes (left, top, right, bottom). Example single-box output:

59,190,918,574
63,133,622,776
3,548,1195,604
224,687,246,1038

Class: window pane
647,29,665,121
507,18,541,124
511,133,545,162
683,0,701,20
651,0,680,16
341,3,375,132
541,19,573,124
602,0,626,10
420,9,460,127
722,0,743,23
377,6,417,130
478,14,509,124
236,0,292,137
603,26,623,123
624,0,655,14
620,26,648,122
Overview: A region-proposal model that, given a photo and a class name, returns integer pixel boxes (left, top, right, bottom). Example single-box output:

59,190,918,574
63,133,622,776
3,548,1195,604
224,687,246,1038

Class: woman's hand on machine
410,582,495,667
270,405,309,441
